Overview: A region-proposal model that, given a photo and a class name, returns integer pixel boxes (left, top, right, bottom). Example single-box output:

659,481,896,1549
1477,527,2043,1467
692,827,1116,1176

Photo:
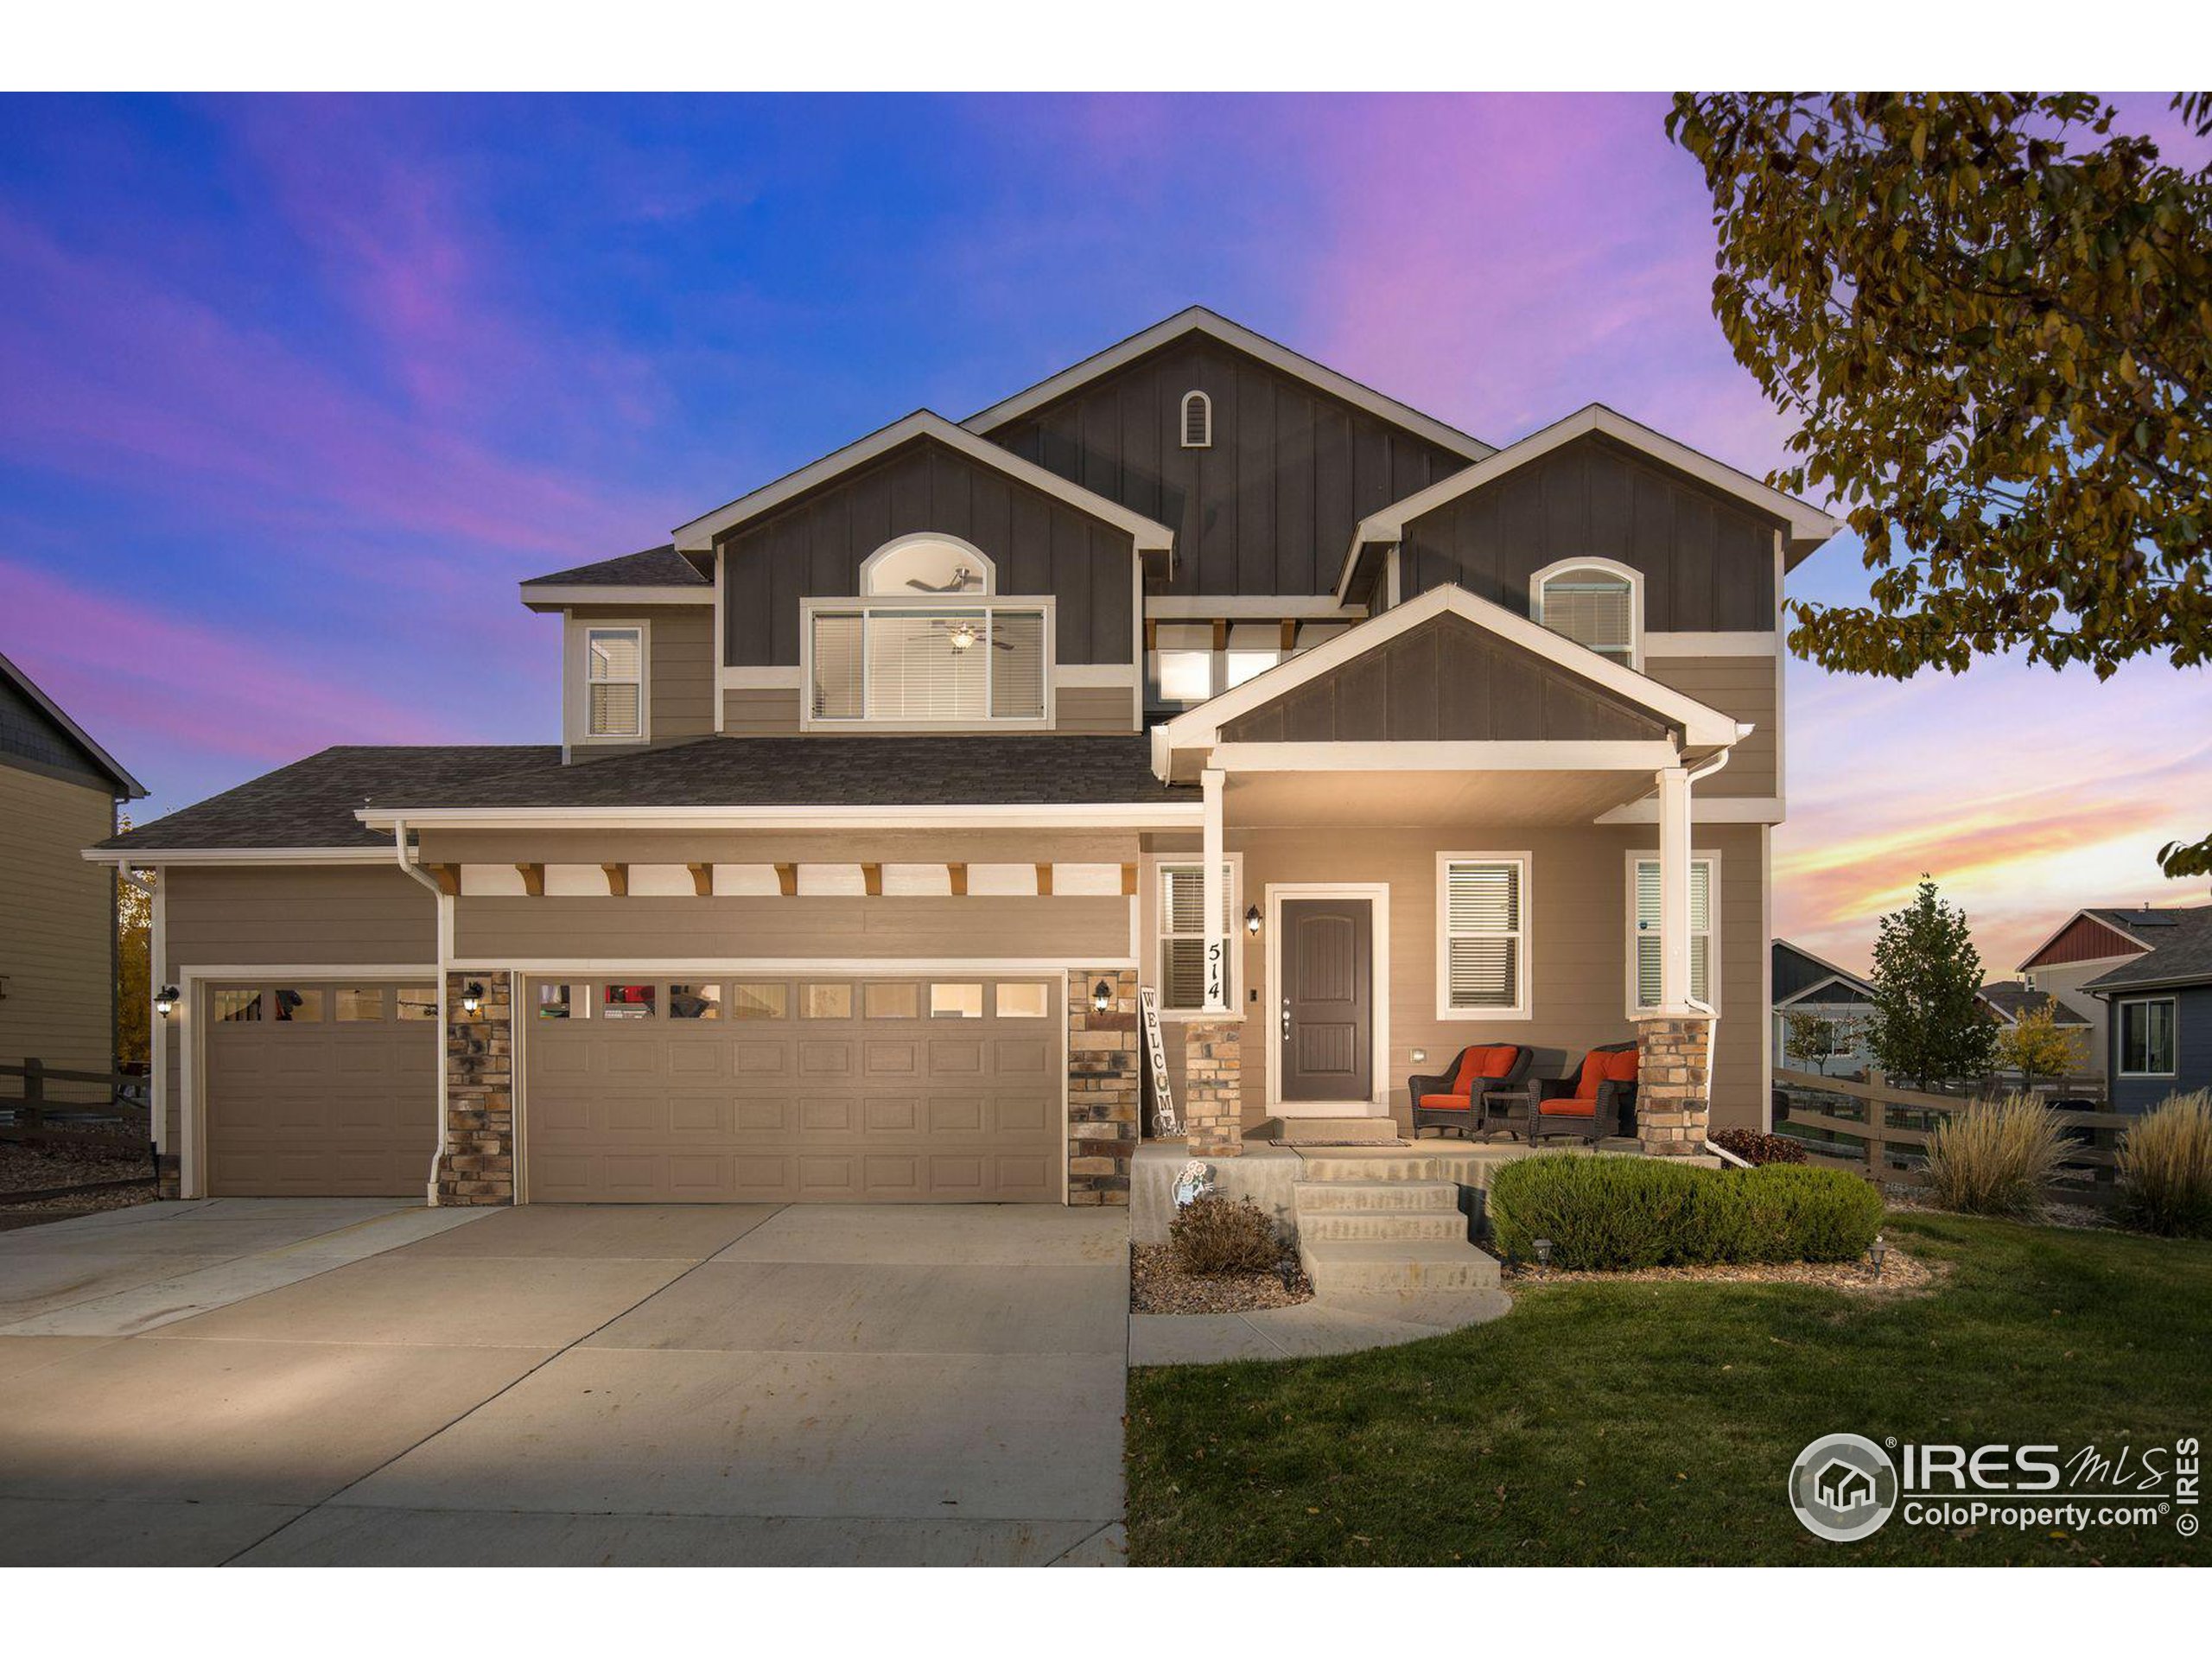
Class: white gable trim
1152,583,1743,766
1777,972,1875,1008
671,410,1176,555
1334,404,1841,602
959,306,1495,463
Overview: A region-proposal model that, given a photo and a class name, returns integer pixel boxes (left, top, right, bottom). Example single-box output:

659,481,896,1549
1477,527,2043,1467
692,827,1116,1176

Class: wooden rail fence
1772,1067,2133,1207
0,1058,153,1154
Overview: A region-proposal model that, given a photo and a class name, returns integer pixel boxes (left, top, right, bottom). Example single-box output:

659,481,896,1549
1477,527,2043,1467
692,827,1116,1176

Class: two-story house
91,308,1838,1205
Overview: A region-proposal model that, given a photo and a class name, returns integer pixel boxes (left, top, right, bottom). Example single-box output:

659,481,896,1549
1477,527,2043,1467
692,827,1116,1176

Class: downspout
1682,742,1733,1157
393,827,448,1211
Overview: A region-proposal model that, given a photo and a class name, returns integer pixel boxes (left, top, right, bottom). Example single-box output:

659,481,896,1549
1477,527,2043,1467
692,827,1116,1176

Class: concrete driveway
0,1199,1129,1566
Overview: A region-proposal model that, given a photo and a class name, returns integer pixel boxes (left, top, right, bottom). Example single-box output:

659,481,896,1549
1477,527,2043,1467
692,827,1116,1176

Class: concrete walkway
1129,1286,1510,1365
0,1200,1130,1567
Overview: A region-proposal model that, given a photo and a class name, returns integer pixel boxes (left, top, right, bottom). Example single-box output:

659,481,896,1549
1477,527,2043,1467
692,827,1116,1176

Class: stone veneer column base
1065,968,1139,1205
439,969,515,1205
1182,1019,1243,1157
1634,1012,1713,1156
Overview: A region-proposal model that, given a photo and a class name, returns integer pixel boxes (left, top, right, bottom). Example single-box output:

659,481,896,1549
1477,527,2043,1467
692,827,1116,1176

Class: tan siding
0,766,117,1102
1644,656,1779,798
1143,821,1768,1135
162,865,438,1152
573,604,715,744
455,894,1130,963
1055,685,1136,734
722,685,803,734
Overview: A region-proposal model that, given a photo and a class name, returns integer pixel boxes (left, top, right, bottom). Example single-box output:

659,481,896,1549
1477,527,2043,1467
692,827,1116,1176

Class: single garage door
524,975,1064,1203
201,981,440,1196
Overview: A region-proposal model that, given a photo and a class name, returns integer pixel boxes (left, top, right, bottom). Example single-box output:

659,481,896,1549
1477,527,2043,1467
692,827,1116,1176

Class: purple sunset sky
2,92,2205,972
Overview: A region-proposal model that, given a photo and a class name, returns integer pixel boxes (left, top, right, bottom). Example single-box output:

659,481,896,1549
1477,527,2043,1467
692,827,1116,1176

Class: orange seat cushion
1419,1093,1475,1110
1547,1094,1598,1116
1573,1048,1641,1100
1450,1045,1519,1093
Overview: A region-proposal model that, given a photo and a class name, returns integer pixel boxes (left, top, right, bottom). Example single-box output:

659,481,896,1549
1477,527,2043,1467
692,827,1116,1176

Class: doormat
1267,1136,1412,1148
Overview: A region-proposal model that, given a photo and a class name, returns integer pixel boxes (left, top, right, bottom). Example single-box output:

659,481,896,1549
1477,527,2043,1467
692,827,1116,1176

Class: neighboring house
1975,980,2095,1090
87,307,1838,1205
0,651,145,1102
2013,907,2167,1083
1771,938,1876,1075
2075,906,2212,1112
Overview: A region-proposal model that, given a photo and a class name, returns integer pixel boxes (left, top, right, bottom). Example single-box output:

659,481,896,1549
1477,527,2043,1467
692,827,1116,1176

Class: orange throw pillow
1574,1052,1608,1100
1603,1048,1641,1084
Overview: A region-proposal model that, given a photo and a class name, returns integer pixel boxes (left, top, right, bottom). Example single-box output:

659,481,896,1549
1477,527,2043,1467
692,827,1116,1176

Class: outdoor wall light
1090,978,1114,1014
1245,903,1262,936
461,981,486,1016
1867,1234,1888,1279
154,984,180,1018
1533,1237,1554,1268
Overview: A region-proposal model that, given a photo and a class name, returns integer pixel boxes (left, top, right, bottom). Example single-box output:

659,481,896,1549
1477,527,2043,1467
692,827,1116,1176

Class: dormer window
1531,558,1641,667
1180,391,1212,448
808,534,1049,728
584,626,645,739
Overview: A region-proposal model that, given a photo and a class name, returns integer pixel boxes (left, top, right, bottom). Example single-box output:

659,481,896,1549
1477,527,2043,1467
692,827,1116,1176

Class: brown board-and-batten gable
1220,612,1674,746
721,434,1140,668
979,332,1477,600
1394,432,1780,631
2024,912,2153,969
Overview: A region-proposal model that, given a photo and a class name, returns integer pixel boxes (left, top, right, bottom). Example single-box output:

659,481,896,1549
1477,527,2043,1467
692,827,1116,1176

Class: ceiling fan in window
906,565,984,594
928,615,1014,652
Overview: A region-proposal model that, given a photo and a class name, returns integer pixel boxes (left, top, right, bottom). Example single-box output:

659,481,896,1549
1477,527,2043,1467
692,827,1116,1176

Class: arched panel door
1280,899,1373,1102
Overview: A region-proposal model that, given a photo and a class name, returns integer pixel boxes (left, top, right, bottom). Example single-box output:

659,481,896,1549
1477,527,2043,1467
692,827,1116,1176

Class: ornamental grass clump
1169,1193,1284,1275
2116,1091,2212,1238
1485,1154,1881,1271
1921,1094,2067,1219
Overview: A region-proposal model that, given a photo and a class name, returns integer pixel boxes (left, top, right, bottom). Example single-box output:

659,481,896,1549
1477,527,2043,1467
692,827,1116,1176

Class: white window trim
1143,853,1243,1020
1625,848,1722,1017
565,616,651,747
2117,995,2179,1079
857,531,996,597
1434,851,1532,1021
1180,390,1212,449
798,594,1056,732
1530,556,1644,671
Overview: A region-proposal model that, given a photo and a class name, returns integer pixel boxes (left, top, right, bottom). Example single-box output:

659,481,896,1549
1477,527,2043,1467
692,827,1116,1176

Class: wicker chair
1408,1044,1534,1139
1523,1041,1640,1143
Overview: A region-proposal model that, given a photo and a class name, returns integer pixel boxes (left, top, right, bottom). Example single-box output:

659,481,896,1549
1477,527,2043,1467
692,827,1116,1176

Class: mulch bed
1501,1243,1940,1297
1881,1185,2109,1231
1132,1243,1314,1314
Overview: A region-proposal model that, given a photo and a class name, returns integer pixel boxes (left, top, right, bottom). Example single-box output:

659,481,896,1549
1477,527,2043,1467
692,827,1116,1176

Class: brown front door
1279,899,1373,1102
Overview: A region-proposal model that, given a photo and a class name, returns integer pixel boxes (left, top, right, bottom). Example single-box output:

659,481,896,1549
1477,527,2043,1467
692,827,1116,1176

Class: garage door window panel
336,988,386,1021
670,983,722,1020
602,983,658,1020
271,988,325,1023
995,982,1051,1019
214,989,264,1022
731,982,790,1020
803,982,854,1019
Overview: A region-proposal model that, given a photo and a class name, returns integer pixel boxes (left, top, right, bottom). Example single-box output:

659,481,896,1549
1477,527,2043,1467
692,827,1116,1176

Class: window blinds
1444,860,1522,1010
810,606,1046,722
1634,859,1712,1006
1541,569,1635,658
585,628,642,737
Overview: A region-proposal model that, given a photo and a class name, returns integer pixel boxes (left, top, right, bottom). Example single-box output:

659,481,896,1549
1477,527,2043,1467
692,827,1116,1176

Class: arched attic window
1180,390,1212,449
860,534,995,596
1530,558,1642,667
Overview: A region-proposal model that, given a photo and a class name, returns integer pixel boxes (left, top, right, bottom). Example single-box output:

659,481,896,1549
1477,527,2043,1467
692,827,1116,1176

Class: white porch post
1656,762,1692,1012
1200,766,1229,1013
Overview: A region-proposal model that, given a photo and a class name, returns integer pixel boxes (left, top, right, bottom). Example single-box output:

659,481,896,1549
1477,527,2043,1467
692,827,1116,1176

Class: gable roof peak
0,648,145,798
959,306,1496,463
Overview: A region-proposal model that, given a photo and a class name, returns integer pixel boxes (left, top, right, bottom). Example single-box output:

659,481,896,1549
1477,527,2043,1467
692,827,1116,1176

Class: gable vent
1180,390,1212,448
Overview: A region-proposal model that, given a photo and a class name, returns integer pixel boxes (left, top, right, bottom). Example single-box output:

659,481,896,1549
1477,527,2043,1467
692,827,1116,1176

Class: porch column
1656,762,1692,1013
1200,767,1229,1013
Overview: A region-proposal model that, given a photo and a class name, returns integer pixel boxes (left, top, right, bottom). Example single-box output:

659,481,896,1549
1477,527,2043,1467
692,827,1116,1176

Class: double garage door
201,981,439,1197
523,975,1065,1204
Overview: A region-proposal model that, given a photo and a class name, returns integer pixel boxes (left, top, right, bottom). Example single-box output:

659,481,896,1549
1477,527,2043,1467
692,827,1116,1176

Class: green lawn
1125,1214,2212,1565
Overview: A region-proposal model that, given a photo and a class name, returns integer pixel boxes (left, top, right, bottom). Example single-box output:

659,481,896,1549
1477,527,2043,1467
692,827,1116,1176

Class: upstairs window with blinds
1631,856,1715,1010
585,626,644,739
1534,563,1639,665
807,603,1049,725
1157,861,1234,1010
1439,856,1528,1017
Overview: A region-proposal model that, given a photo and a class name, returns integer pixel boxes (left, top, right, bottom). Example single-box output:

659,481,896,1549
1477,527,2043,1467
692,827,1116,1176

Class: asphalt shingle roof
1978,982,2090,1025
520,544,709,588
99,735,1194,851
2079,906,2212,994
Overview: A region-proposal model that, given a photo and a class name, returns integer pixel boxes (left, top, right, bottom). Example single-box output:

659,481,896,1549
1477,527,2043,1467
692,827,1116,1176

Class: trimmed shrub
2116,1091,2212,1238
1710,1127,1808,1166
1487,1154,1883,1270
1923,1094,2067,1218
1170,1193,1283,1275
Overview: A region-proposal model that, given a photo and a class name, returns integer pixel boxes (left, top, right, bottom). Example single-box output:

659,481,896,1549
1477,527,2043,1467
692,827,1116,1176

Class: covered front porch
1142,585,1745,1163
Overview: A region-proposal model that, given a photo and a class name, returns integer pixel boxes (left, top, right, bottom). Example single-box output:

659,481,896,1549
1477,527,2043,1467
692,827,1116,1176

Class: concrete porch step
1266,1116,1404,1146
1298,1236,1502,1294
1297,1208,1469,1243
1296,1154,1446,1183
1291,1179,1460,1213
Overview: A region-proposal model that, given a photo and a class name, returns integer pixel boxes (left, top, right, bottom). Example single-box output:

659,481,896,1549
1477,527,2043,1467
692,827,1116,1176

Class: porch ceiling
1223,765,1657,828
